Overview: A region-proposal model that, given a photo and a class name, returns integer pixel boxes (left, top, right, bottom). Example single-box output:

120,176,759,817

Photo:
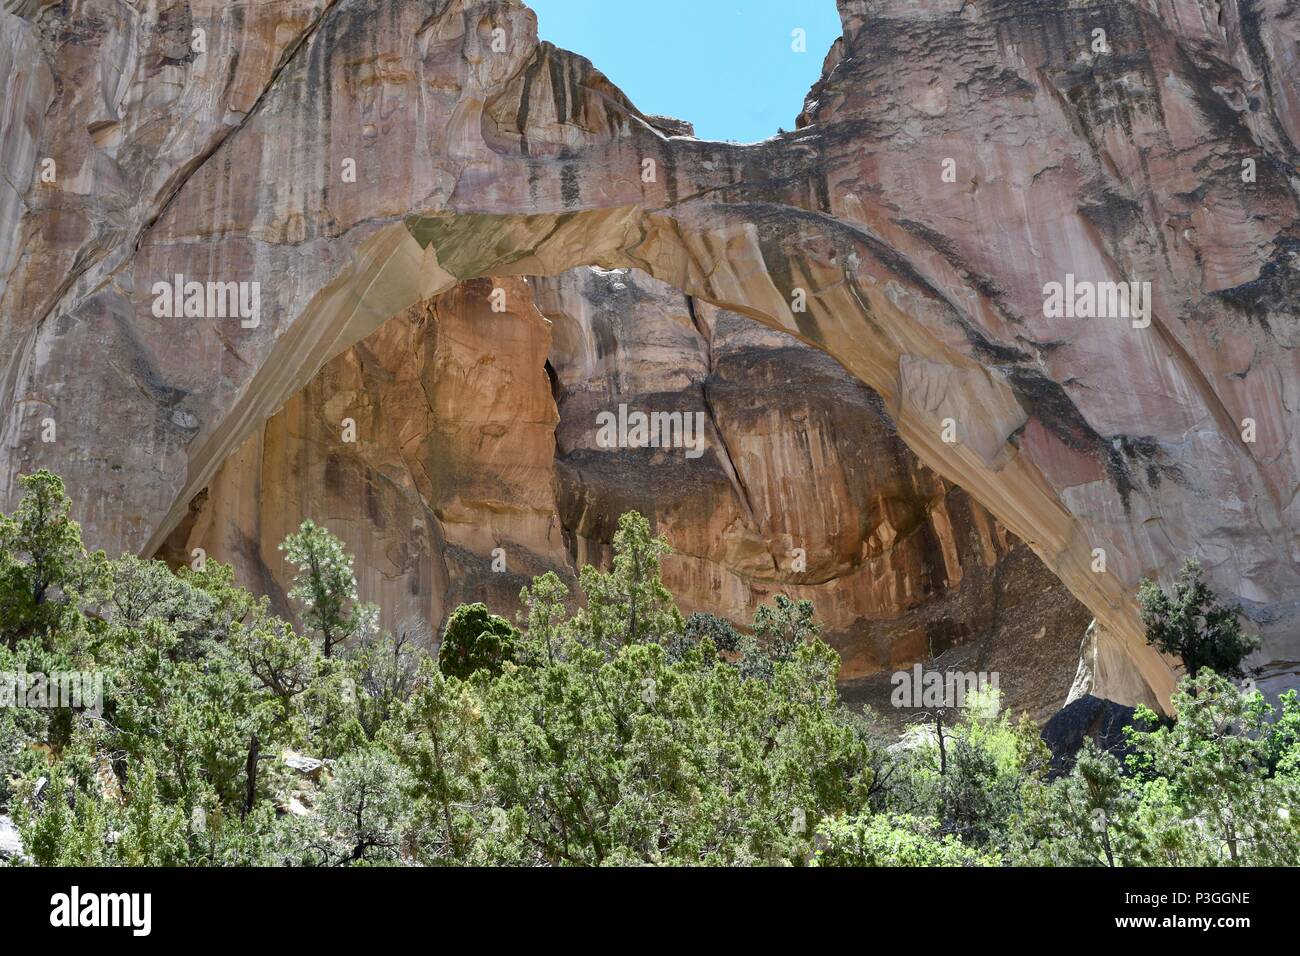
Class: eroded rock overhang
3,0,1299,711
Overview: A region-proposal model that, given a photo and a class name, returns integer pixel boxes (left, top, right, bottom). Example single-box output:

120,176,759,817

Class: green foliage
1012,742,1152,866
1,473,1296,867
475,628,874,865
280,520,377,657
1124,672,1299,864
574,511,683,651
813,813,998,867
351,631,418,739
2,475,390,865
736,594,821,681
279,747,413,866
115,760,189,866
880,689,1047,852
0,470,103,652
437,603,519,680
384,659,484,863
1011,672,1300,865
515,570,570,666
1139,559,1259,679
683,611,741,653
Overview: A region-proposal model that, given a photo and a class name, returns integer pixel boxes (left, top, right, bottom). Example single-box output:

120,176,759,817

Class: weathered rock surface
160,275,572,639
0,813,23,861
3,0,1298,710
538,267,1093,714
1042,694,1139,776
162,265,1091,717
1066,618,1163,711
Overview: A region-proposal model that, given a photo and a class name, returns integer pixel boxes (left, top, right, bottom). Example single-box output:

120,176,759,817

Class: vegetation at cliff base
1,471,1296,866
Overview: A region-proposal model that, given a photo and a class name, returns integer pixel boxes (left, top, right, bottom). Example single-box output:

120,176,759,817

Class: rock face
160,265,1091,718
1042,694,1139,777
2,0,1298,711
160,275,572,642
537,267,1092,715
1065,618,1163,710
0,813,24,862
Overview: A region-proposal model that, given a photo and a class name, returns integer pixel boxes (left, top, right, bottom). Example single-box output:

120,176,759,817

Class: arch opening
156,259,1099,723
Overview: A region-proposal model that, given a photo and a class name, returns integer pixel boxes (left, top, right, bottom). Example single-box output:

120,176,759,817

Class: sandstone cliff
3,0,1297,710
158,267,1092,719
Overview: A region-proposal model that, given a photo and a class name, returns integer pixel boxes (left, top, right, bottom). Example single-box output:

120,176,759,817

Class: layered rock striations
538,267,1092,716
160,275,571,644
161,266,1091,719
2,0,1298,709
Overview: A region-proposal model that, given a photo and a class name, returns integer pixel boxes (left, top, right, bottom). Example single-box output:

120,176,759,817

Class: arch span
128,201,1175,708
6,0,1300,710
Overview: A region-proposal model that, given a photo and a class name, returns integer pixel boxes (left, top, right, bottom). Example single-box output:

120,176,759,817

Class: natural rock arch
4,0,1299,711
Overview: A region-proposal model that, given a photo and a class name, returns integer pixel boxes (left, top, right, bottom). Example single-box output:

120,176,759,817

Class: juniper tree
516,570,570,666
283,747,413,866
812,813,998,867
684,611,741,653
1126,671,1299,864
438,603,519,680
280,520,377,657
575,511,683,651
0,470,99,651
385,659,485,863
1139,559,1258,679
350,630,418,739
736,594,821,682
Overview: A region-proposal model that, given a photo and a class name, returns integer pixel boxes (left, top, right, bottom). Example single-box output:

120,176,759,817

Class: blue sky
527,0,842,143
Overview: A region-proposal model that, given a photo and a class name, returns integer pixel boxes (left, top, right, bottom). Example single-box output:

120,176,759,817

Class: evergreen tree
282,747,413,866
280,520,377,657
437,603,519,680
575,511,683,650
3,474,1297,869
1139,559,1258,679
0,470,100,651
813,813,997,867
1126,671,1298,864
385,660,484,863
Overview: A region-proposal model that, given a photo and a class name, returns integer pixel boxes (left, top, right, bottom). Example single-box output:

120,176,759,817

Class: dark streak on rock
560,163,579,208
547,50,567,129
516,54,543,157
1212,236,1300,331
